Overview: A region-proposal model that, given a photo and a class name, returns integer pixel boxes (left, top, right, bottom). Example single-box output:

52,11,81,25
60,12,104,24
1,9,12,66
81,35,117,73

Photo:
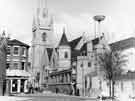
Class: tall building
31,0,55,86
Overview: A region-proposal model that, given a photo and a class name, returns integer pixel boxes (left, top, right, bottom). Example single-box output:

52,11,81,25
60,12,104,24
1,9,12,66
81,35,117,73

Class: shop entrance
12,79,17,93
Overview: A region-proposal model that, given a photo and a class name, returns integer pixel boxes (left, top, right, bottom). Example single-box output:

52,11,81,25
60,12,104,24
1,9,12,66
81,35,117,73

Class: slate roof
69,36,82,50
59,33,69,46
110,37,135,51
47,48,53,61
68,36,82,60
92,37,100,45
8,39,29,48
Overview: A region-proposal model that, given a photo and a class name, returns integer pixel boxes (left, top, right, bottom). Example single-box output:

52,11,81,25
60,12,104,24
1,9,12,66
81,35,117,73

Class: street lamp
93,15,105,92
93,15,105,38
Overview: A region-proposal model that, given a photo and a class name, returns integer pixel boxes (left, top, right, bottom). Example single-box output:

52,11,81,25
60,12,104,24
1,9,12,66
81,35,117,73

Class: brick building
6,39,30,94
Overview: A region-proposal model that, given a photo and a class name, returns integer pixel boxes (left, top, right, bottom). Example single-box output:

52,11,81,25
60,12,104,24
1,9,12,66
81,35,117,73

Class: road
0,94,97,101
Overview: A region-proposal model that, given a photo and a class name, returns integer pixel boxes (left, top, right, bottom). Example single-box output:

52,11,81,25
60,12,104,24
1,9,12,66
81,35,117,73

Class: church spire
59,28,69,46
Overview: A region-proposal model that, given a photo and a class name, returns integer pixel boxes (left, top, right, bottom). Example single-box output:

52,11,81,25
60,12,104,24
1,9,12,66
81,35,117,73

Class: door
12,79,17,93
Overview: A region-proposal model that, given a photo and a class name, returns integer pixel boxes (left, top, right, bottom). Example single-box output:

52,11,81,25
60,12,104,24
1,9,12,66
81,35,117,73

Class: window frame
88,62,91,67
13,62,19,69
13,46,19,56
64,51,68,59
21,47,26,56
7,46,11,55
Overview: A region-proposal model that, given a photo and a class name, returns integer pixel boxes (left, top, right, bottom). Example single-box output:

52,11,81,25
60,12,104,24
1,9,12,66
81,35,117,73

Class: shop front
6,70,30,94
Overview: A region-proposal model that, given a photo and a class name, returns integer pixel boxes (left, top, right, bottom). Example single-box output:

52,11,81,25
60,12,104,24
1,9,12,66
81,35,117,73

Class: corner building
6,39,30,94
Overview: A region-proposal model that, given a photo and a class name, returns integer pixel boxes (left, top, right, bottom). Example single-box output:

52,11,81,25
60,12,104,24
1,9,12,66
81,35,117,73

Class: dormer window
64,51,68,58
42,32,47,41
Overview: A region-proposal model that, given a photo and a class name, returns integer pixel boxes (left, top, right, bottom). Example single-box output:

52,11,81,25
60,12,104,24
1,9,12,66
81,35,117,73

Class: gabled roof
47,48,53,61
69,36,82,50
59,33,69,46
8,39,29,48
92,37,100,45
110,37,135,51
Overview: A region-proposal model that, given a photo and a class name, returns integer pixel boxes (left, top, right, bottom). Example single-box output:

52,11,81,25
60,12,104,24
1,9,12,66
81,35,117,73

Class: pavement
0,93,97,101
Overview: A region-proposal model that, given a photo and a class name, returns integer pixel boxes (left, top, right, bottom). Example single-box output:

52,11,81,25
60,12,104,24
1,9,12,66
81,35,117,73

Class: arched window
42,32,47,41
64,51,68,58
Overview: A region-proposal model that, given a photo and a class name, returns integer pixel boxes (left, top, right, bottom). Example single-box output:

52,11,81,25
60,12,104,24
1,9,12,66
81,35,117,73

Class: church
31,0,110,95
31,0,135,99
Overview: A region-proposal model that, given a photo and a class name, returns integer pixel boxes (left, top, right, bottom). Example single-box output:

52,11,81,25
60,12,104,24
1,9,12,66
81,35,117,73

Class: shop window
12,79,18,92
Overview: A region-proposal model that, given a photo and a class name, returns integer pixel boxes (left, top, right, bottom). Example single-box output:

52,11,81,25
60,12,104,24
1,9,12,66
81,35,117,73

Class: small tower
58,28,71,69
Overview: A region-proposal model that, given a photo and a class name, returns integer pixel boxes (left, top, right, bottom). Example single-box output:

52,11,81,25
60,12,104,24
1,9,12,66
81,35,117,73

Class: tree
97,50,127,97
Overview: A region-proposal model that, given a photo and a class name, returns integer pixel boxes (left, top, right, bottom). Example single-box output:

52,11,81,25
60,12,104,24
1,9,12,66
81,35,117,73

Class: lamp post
93,15,105,93
93,15,105,38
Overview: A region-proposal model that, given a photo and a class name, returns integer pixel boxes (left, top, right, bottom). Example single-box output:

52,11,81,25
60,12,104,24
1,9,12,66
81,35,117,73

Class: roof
47,48,53,61
110,37,135,51
8,39,29,48
92,37,100,45
59,33,69,46
69,36,82,50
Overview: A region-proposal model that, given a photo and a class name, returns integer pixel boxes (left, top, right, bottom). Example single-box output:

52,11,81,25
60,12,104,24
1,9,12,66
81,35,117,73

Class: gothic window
42,32,47,41
64,51,68,58
88,62,91,67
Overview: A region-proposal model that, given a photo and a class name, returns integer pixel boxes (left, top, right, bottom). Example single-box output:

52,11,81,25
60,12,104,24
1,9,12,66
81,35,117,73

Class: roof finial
2,30,5,37
63,27,65,34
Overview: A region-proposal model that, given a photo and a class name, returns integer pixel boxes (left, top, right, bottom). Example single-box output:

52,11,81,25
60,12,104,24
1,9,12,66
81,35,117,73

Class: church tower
31,0,54,85
58,28,71,69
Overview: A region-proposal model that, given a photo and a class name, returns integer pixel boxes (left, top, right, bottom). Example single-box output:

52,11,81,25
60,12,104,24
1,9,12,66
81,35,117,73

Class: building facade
6,39,30,94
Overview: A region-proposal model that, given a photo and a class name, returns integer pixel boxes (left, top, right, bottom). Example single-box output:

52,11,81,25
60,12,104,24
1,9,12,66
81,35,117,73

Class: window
21,62,25,70
7,47,10,55
21,47,26,56
42,32,47,41
14,47,19,55
13,63,19,69
64,52,68,58
6,63,10,69
80,63,83,67
88,62,91,67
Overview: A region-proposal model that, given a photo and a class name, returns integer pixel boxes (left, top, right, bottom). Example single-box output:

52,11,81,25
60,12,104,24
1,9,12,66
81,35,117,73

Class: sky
0,0,135,45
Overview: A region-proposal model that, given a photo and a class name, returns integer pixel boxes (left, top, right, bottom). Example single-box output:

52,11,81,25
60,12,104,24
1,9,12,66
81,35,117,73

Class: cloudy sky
0,0,135,45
